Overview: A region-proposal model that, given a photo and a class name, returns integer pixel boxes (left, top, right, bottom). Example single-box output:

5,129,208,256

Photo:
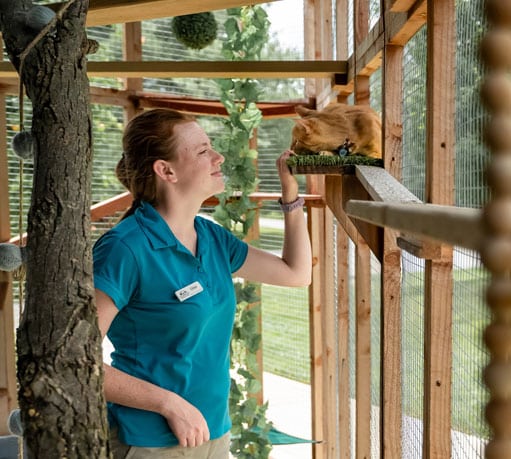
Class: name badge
175,281,204,302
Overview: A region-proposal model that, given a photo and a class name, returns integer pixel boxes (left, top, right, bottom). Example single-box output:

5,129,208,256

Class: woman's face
170,121,225,197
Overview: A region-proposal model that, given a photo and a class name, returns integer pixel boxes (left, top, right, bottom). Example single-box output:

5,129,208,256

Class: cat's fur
291,104,382,158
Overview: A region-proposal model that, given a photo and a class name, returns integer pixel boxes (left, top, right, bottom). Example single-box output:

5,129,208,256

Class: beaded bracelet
278,196,305,212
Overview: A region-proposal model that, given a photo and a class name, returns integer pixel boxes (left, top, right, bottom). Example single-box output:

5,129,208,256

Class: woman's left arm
234,150,312,287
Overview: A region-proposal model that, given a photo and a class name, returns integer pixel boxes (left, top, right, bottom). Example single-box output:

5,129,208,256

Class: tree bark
0,1,109,457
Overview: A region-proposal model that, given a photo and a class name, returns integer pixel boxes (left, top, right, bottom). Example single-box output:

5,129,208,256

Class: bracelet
278,196,305,212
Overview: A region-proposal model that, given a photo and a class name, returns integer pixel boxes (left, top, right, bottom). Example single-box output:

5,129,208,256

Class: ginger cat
291,104,382,158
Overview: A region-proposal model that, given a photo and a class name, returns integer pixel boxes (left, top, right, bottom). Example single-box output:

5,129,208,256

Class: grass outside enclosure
260,238,491,441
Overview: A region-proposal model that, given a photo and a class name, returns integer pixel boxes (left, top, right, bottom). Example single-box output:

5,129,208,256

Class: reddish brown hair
116,109,195,218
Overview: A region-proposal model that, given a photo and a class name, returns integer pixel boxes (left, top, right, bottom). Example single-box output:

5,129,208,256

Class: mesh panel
401,254,425,457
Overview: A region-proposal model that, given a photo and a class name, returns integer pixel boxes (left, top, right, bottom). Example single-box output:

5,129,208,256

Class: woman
93,109,312,459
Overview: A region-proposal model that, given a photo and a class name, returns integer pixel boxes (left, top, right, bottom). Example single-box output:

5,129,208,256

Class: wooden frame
0,0,502,457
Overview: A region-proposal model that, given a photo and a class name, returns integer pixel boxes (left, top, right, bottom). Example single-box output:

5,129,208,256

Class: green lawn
260,267,491,439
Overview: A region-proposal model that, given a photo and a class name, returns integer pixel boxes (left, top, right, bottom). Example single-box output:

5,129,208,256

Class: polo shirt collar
134,201,211,258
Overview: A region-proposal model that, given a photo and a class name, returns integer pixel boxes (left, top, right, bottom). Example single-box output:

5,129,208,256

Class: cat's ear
295,105,316,117
294,118,311,134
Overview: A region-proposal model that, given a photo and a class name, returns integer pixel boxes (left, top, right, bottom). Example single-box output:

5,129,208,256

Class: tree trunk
0,1,109,457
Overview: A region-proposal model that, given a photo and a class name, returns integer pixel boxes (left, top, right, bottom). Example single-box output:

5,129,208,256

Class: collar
134,201,211,258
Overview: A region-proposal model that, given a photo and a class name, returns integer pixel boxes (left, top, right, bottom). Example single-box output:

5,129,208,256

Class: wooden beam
355,165,420,203
0,60,347,79
389,0,417,13
335,0,427,94
308,206,326,459
123,21,144,121
336,225,351,459
48,0,281,27
344,200,482,251
323,208,339,459
355,238,371,459
325,175,382,261
381,42,403,459
423,0,455,457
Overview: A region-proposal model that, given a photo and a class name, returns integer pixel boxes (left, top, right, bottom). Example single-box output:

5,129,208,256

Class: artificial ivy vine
212,6,273,459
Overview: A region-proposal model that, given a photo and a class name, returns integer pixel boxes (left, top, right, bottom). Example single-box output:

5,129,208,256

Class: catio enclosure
0,0,507,458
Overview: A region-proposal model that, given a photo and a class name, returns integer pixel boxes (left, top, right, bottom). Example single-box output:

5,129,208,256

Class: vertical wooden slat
423,0,455,457
337,225,351,458
355,239,371,459
304,0,316,99
309,206,326,459
352,3,372,457
323,208,338,459
123,22,143,121
381,42,403,457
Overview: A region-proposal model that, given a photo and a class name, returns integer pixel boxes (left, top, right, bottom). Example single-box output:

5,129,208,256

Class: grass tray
286,154,383,175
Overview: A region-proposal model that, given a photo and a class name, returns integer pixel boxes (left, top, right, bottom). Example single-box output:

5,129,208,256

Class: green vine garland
212,6,273,459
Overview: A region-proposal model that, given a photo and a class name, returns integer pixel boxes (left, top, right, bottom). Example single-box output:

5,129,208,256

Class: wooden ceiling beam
48,0,280,27
0,60,347,80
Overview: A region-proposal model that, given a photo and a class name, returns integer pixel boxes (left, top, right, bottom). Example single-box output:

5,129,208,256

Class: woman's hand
276,149,299,203
160,393,210,448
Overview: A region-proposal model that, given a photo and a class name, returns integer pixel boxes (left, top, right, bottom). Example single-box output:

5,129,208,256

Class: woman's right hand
160,392,210,448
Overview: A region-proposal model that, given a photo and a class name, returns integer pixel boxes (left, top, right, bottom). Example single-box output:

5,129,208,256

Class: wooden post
322,208,339,458
354,0,370,106
337,225,351,458
309,205,326,459
355,239,371,459
381,38,403,457
123,22,143,122
423,0,455,457
304,0,317,100
480,1,511,457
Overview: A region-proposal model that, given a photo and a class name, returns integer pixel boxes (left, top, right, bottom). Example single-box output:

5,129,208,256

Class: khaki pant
110,428,230,459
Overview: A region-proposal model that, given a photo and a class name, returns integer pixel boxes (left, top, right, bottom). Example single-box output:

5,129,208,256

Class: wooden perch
345,200,483,252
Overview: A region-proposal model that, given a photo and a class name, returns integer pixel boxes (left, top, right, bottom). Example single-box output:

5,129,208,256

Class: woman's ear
153,159,177,183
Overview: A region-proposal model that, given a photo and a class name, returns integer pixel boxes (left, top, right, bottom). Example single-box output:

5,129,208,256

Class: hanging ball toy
7,409,23,437
0,243,25,272
25,5,56,32
11,130,34,160
171,12,218,50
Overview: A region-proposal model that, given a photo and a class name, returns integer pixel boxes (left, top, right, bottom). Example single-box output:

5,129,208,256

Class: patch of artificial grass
286,153,384,168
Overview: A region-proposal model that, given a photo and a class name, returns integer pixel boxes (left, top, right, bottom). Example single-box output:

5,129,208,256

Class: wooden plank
388,0,426,46
322,208,338,459
388,0,417,13
325,175,381,259
334,0,427,94
309,206,326,459
0,60,348,79
0,273,16,436
336,225,351,459
355,165,420,203
123,22,144,121
49,0,281,27
336,0,349,61
381,43,403,459
344,200,482,251
423,0,455,456
315,0,334,109
304,0,316,99
355,239,371,459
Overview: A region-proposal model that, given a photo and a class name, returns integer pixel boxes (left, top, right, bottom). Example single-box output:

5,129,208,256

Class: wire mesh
399,2,491,456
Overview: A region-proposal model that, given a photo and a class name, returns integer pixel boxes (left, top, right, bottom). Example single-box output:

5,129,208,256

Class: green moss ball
171,13,218,50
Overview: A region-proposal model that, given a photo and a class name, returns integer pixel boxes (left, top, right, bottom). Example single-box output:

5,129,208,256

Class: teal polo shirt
93,201,248,447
